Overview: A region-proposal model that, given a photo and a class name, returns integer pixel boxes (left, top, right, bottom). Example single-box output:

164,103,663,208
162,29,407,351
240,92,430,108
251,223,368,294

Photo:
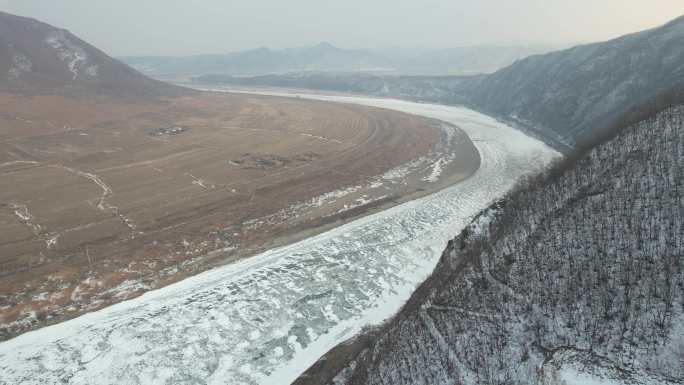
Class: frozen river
0,93,559,385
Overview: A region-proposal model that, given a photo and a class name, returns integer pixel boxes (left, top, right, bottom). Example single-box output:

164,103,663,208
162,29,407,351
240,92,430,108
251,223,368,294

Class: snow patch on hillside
85,65,99,77
45,31,95,80
467,207,498,237
8,52,32,80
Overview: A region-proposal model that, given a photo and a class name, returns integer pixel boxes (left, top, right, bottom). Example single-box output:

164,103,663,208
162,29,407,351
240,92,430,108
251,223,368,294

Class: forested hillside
464,15,684,147
312,105,684,385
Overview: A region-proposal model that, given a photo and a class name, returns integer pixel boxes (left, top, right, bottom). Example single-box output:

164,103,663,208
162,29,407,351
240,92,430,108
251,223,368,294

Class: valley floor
0,93,558,385
0,91,473,340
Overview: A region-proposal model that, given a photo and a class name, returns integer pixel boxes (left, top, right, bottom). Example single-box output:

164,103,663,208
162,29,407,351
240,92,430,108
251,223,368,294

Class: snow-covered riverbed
0,93,559,385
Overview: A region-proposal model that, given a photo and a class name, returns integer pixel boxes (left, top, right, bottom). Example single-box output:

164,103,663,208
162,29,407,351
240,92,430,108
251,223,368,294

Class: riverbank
1,90,477,342
0,93,558,385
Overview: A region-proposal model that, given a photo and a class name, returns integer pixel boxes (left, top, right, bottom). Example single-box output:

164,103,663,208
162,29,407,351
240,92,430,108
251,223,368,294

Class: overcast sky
1,0,684,56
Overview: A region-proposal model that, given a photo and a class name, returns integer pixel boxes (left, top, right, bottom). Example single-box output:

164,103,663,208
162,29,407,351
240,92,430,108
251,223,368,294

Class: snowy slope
464,15,684,146
322,106,684,385
0,94,559,385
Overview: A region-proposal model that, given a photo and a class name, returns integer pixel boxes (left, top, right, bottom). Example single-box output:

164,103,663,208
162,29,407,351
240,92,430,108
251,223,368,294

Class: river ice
0,93,559,385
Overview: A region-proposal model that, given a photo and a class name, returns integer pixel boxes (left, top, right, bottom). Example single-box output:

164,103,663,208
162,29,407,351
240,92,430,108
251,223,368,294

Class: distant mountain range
121,42,558,77
0,11,185,97
123,42,392,76
200,15,684,149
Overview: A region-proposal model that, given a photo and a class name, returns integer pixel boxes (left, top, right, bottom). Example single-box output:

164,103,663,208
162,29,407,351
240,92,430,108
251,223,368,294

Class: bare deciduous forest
329,106,684,385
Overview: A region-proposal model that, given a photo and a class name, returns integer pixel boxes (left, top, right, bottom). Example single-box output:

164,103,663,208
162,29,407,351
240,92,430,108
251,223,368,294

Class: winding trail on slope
0,93,559,385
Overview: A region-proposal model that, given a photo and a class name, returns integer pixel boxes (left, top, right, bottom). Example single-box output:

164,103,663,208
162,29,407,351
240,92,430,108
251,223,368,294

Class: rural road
0,92,559,385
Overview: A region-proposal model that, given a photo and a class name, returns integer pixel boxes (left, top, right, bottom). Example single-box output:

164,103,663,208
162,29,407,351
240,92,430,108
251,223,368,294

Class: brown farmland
0,91,479,340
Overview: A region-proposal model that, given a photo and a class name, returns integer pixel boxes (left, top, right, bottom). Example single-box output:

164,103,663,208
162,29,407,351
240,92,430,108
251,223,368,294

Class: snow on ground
558,368,625,385
423,157,446,182
249,120,462,224
553,364,676,385
309,185,363,207
8,52,32,80
467,207,499,237
334,195,388,215
0,92,559,385
45,31,94,80
380,157,427,183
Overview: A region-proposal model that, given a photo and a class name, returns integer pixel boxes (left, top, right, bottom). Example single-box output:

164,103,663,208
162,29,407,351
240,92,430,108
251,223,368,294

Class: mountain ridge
122,42,556,77
122,42,393,76
462,13,684,145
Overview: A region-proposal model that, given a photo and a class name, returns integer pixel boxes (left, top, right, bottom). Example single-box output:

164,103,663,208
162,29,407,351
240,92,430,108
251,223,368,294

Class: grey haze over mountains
123,42,391,76
121,43,557,77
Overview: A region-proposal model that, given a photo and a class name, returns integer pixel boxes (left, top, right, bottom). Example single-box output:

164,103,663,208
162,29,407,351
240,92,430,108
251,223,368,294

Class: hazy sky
1,0,684,56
